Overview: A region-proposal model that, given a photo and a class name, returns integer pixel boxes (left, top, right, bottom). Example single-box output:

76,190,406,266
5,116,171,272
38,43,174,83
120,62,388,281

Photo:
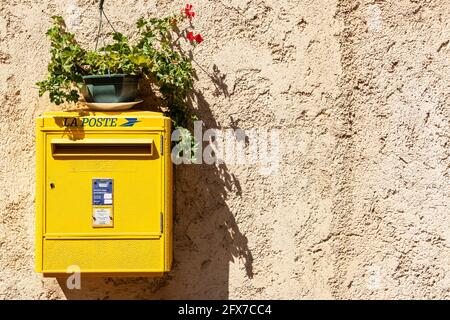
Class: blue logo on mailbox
121,118,140,127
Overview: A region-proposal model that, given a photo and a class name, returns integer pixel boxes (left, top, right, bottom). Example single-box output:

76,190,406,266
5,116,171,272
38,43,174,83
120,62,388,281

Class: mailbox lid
38,110,169,130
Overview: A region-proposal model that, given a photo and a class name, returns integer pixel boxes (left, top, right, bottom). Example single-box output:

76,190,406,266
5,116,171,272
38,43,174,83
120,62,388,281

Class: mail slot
35,111,173,276
51,139,154,157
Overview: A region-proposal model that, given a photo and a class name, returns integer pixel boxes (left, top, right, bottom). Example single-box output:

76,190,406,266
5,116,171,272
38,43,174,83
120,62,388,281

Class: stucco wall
0,0,449,299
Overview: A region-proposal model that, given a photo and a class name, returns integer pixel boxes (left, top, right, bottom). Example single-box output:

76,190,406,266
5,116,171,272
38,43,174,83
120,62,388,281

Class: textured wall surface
0,0,449,299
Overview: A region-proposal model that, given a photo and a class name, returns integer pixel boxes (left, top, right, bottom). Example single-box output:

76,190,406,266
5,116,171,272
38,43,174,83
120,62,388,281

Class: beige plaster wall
0,0,449,299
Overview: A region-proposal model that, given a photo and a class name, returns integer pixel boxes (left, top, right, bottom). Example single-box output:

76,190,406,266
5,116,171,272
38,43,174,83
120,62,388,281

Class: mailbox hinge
160,212,164,233
160,135,164,156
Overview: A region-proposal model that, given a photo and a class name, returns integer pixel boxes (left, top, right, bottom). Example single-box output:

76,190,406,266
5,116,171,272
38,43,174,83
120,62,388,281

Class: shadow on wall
57,65,253,299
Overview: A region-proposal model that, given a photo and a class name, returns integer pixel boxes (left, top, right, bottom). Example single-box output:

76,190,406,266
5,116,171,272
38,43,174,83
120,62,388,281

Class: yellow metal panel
43,239,163,272
163,118,173,271
35,111,173,276
35,119,44,272
45,133,162,234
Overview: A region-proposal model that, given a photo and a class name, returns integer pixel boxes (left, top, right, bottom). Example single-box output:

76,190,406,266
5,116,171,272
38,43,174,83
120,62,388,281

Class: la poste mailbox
35,111,173,276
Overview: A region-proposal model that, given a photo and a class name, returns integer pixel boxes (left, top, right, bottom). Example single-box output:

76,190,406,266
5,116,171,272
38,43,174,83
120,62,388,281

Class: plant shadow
58,66,252,299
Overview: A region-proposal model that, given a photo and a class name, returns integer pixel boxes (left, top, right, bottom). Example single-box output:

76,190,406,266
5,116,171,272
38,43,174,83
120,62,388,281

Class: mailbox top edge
36,111,170,130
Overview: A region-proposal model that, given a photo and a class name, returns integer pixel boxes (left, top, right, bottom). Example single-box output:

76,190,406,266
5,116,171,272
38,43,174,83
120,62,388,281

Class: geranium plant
36,3,203,130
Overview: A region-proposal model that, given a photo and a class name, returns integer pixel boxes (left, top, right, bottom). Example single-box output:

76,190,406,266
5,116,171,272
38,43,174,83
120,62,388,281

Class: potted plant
36,3,203,130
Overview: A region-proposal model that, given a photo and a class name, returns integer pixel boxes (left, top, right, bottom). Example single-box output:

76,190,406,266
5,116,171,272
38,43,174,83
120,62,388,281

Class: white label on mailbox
104,193,112,199
93,208,111,225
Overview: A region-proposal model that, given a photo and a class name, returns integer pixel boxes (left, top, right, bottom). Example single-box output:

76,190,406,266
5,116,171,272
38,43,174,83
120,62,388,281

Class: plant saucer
81,100,143,111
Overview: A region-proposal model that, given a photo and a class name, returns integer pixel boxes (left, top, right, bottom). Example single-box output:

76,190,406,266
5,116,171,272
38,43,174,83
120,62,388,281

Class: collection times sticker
93,208,112,225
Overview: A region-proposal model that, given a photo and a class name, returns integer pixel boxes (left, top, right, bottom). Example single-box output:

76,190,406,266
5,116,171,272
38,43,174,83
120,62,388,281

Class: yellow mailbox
35,111,172,276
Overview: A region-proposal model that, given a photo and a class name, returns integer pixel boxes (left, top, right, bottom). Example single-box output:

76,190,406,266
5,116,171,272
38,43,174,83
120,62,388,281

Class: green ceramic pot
81,74,139,103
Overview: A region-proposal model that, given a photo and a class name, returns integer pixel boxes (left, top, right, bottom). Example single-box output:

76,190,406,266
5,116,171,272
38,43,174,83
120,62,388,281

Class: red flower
186,31,204,44
184,3,195,19
194,33,203,43
187,31,195,42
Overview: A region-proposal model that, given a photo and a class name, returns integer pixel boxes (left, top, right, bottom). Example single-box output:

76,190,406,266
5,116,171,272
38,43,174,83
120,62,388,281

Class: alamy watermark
171,121,280,175
66,265,81,290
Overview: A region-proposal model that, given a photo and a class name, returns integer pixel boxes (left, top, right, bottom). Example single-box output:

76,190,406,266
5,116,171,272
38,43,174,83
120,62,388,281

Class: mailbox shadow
58,66,253,300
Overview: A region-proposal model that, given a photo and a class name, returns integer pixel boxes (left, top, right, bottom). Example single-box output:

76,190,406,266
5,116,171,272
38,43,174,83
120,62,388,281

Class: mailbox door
42,131,164,273
45,132,163,234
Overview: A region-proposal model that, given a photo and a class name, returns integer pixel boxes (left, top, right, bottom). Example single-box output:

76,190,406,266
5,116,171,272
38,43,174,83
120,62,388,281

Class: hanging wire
103,11,117,33
93,0,118,76
94,6,103,50
94,0,117,51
